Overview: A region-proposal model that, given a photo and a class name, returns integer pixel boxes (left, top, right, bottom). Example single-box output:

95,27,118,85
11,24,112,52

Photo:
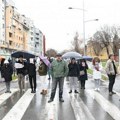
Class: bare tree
92,25,112,57
88,38,104,56
92,25,120,57
110,26,120,55
46,49,57,57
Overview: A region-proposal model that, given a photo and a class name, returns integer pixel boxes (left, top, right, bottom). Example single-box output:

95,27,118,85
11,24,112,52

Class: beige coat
105,59,117,75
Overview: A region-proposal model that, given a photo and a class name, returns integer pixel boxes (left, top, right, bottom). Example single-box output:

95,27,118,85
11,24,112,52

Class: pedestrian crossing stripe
86,89,120,120
0,89,18,106
68,91,96,120
46,101,58,120
2,89,35,120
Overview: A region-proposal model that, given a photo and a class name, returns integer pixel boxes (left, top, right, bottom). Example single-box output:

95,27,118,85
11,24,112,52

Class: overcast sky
13,0,120,52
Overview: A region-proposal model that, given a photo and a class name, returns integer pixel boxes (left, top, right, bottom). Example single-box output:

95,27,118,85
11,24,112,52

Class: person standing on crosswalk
27,58,37,93
78,59,88,89
1,60,13,93
92,57,102,91
68,57,79,93
48,53,68,103
15,55,27,92
38,59,48,95
105,54,117,96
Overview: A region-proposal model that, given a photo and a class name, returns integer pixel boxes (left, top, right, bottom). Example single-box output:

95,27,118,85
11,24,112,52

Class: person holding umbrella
1,60,13,93
78,59,88,89
68,57,79,93
15,55,27,92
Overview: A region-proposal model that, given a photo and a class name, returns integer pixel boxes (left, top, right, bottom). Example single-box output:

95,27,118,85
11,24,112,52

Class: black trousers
81,79,86,88
108,75,116,92
29,75,36,90
50,77,64,100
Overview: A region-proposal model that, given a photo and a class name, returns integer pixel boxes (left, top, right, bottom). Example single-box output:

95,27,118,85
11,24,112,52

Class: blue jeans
50,77,64,100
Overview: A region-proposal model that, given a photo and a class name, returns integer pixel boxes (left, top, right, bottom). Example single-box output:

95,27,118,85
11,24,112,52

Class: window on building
2,15,4,20
9,32,12,37
2,24,4,28
31,37,33,41
9,41,12,45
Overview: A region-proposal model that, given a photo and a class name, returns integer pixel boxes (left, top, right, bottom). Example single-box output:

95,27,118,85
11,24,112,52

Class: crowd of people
0,53,118,103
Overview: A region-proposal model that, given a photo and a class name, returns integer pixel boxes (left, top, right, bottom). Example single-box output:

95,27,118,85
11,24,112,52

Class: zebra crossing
0,78,120,120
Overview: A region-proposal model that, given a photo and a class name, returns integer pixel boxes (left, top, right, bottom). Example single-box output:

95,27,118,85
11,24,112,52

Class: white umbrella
62,51,82,59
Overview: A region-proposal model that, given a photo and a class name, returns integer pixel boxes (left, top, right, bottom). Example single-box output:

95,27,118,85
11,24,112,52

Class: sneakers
94,88,100,91
59,98,64,102
109,92,112,96
5,91,11,93
31,89,34,93
97,88,100,91
48,99,53,103
109,91,116,96
48,98,64,103
112,91,116,94
69,90,72,93
74,90,79,93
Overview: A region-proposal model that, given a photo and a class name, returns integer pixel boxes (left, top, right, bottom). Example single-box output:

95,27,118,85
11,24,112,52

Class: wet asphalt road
0,74,120,120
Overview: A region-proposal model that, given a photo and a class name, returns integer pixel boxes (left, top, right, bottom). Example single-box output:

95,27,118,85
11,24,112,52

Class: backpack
38,63,47,76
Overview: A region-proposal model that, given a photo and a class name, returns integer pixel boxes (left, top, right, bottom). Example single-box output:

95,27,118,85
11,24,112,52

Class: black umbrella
11,51,35,59
82,55,93,61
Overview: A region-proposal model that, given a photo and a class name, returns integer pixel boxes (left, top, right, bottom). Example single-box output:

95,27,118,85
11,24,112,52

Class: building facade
0,0,6,55
34,28,43,56
0,0,45,58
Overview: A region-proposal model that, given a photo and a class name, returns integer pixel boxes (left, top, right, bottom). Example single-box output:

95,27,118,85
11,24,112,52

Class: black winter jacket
27,63,36,76
68,63,79,77
1,64,13,82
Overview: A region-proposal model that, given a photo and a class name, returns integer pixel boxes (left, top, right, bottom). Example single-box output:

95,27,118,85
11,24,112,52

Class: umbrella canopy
11,51,35,59
82,55,93,61
39,56,51,67
62,51,82,59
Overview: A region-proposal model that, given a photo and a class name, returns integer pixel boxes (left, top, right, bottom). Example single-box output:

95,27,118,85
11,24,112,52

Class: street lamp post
68,0,98,55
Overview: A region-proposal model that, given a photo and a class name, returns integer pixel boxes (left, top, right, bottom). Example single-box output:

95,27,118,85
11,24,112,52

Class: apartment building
27,20,35,54
34,28,43,56
0,0,6,54
0,0,45,58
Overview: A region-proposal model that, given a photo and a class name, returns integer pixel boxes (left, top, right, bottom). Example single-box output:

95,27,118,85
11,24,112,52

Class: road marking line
0,88,18,105
47,101,58,120
86,89,120,120
46,88,58,120
2,89,35,120
70,94,95,120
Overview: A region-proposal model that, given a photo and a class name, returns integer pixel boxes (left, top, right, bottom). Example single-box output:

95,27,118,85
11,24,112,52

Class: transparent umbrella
62,51,82,59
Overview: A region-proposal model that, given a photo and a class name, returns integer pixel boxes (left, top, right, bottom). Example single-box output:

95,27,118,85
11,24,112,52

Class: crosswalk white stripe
46,87,58,120
47,100,58,120
70,94,96,120
2,89,35,120
0,89,18,105
70,94,86,120
86,89,120,120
